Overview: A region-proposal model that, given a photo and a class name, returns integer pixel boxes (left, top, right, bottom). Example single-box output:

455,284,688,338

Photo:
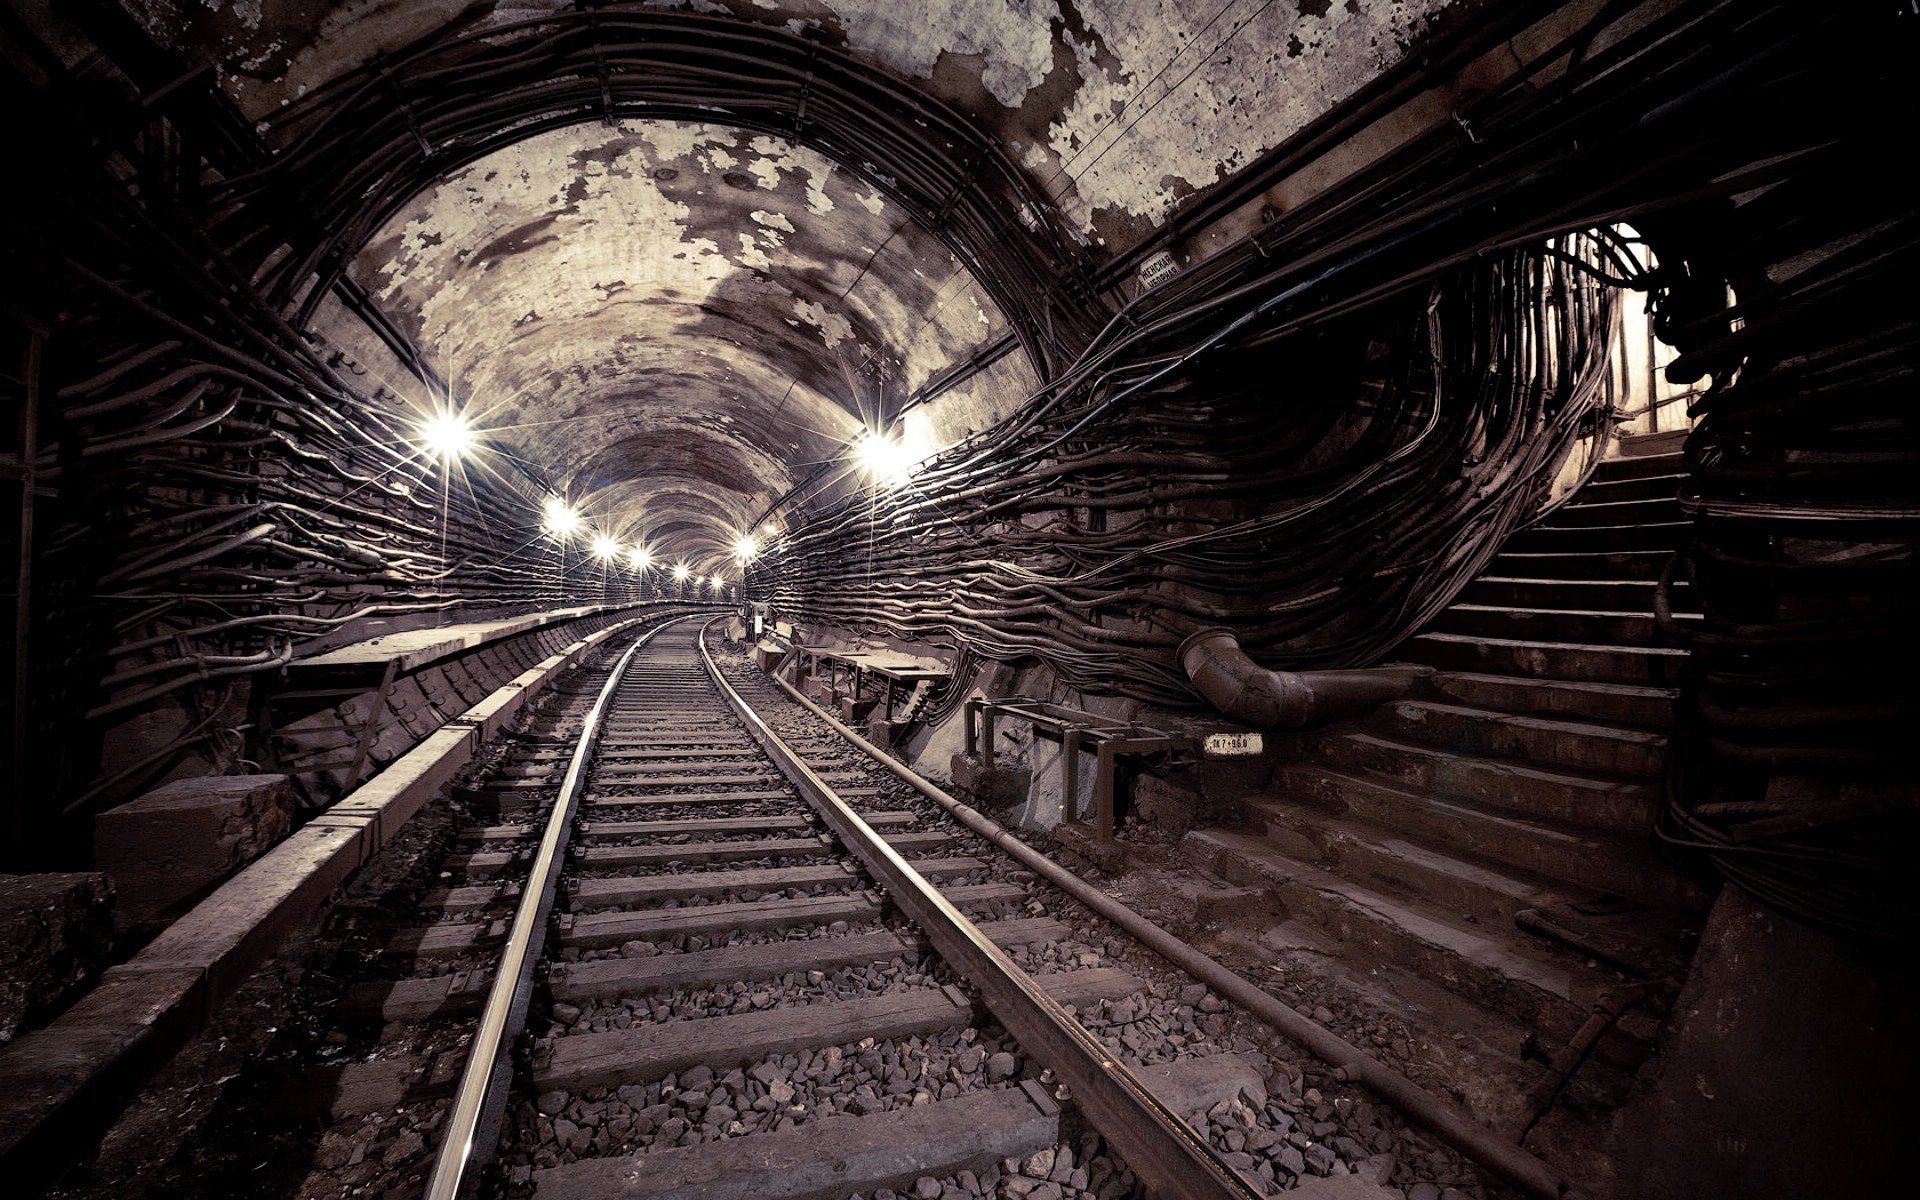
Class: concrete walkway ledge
0,609,681,1181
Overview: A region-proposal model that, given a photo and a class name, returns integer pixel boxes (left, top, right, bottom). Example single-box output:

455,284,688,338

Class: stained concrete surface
127,1,1469,244
0,873,114,1042
1611,886,1919,1200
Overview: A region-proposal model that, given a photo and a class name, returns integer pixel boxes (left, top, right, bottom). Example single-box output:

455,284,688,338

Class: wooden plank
549,917,1070,1003
594,768,869,783
557,882,1027,949
567,857,985,908
417,882,514,913
585,788,880,808
534,969,1140,1093
597,748,761,761
532,988,972,1091
584,790,797,809
455,824,532,842
592,773,784,789
581,814,814,838
577,835,829,867
575,831,949,868
569,864,860,908
580,811,914,838
387,918,503,958
443,849,520,879
338,969,493,1021
532,1080,1058,1200
272,1051,464,1119
559,895,880,949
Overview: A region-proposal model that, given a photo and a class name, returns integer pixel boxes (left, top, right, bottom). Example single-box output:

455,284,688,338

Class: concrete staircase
1178,449,1711,1169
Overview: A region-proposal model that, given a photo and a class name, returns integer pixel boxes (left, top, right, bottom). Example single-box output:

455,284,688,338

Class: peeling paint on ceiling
128,0,1469,248
350,118,1028,565
1041,0,1456,234
120,0,1473,562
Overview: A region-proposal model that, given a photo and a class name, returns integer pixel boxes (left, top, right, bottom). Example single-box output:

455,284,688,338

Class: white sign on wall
1203,731,1265,758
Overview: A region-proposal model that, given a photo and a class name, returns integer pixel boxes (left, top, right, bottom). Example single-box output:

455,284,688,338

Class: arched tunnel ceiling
132,0,1474,572
128,0,1469,249
345,119,1027,567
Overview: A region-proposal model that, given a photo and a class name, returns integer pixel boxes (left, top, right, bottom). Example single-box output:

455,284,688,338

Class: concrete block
94,774,298,933
0,873,114,1042
949,753,1031,809
330,723,475,843
136,823,365,1003
863,715,902,748
839,694,879,724
1133,773,1202,836
0,963,205,1178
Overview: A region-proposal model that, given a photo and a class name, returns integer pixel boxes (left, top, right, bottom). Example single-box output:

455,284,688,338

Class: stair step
1462,576,1695,613
1489,549,1673,581
1541,495,1684,528
1378,700,1668,778
1402,632,1688,686
1434,603,1695,646
1266,766,1704,909
1576,471,1687,502
1316,732,1657,833
1423,671,1677,729
1181,830,1616,1040
1237,799,1582,927
1508,520,1689,554
1593,448,1684,479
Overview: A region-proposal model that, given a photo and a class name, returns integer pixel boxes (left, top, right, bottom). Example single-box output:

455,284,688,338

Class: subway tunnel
0,2,1914,1199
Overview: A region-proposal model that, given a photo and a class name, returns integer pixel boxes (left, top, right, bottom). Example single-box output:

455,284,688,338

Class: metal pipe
763,664,1581,1200
1177,627,1430,727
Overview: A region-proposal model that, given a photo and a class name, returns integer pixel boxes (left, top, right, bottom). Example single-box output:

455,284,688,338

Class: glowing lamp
418,409,475,462
542,497,582,539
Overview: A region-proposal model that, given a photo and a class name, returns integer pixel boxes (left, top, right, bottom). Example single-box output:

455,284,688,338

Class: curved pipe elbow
1177,627,1430,729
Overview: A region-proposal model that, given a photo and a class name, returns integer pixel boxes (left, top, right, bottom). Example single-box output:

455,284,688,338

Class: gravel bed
709,643,1503,1200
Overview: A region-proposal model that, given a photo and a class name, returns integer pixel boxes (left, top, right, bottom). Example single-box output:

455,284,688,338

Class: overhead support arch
210,5,1111,384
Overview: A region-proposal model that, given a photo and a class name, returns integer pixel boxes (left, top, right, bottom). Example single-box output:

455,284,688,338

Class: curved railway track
169,615,1499,1200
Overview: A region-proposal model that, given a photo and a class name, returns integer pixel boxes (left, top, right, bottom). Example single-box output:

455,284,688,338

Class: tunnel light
590,534,621,561
542,497,583,539
732,534,759,563
854,430,915,488
628,547,653,571
418,408,476,463
673,562,691,582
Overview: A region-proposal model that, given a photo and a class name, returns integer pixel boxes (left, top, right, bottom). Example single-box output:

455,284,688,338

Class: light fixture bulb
628,547,652,570
590,534,620,560
419,409,476,462
854,429,914,487
542,497,583,539
732,534,759,562
672,562,690,581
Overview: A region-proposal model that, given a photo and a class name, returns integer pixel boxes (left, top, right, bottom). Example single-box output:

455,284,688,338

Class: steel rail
758,657,1582,1200
424,617,687,1200
695,620,1262,1200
